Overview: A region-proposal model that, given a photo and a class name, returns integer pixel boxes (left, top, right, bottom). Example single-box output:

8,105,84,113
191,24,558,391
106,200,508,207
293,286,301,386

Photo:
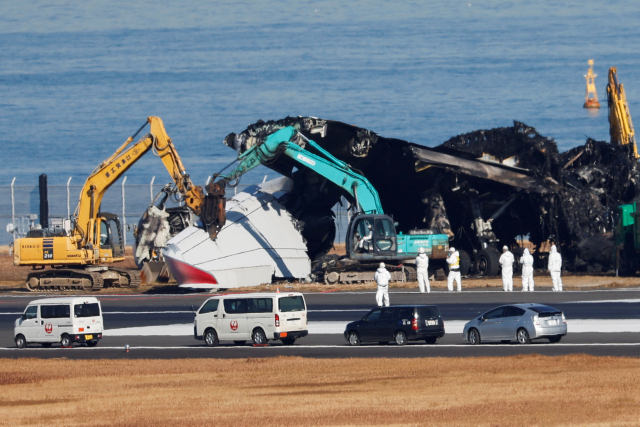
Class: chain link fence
0,178,349,247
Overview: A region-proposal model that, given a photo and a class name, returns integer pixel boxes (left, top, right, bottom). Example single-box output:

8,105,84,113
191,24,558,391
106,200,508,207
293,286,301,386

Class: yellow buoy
584,59,601,109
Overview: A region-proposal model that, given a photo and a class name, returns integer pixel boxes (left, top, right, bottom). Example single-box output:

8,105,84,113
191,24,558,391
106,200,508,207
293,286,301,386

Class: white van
14,297,103,348
194,292,308,346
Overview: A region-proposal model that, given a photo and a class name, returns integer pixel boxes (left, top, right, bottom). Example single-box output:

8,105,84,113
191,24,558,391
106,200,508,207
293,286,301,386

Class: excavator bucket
140,261,174,285
202,180,227,239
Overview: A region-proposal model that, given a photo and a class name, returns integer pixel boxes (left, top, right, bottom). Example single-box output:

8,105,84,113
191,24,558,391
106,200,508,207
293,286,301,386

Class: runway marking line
3,343,640,351
2,288,640,299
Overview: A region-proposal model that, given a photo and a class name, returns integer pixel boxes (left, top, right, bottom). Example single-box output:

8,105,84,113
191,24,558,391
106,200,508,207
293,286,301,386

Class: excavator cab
97,213,125,259
347,214,398,259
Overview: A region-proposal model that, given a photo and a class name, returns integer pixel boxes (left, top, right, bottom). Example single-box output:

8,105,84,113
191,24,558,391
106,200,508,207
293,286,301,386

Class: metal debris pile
227,117,640,273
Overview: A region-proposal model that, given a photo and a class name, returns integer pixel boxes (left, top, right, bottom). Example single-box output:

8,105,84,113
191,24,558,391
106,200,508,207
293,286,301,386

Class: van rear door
277,295,306,332
73,302,103,338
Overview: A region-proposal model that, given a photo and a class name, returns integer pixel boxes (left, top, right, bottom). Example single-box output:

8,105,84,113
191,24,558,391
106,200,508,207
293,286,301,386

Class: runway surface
2,287,640,358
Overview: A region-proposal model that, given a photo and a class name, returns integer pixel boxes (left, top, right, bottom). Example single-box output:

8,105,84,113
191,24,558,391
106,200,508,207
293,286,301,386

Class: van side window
41,305,71,319
380,308,394,320
74,303,101,318
248,298,273,313
224,299,247,314
199,299,219,314
396,308,413,320
278,296,305,312
24,306,38,319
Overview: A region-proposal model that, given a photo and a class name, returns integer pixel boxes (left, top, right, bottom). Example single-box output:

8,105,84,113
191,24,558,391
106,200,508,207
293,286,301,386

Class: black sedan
344,305,445,345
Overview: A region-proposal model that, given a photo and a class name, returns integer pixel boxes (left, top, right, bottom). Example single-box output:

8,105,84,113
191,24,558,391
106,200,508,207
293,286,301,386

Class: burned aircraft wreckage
223,117,640,276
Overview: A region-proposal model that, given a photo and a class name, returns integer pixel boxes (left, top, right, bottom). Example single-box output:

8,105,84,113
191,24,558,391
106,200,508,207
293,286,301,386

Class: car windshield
74,303,100,318
279,296,305,312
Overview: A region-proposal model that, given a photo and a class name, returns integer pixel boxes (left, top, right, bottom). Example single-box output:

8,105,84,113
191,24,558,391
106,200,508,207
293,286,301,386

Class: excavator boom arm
607,67,638,159
75,117,204,248
203,126,383,238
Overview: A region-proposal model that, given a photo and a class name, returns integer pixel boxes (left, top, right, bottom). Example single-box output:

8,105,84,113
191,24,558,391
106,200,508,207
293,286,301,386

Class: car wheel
204,329,219,347
347,331,360,346
60,334,72,347
15,335,26,349
86,340,98,347
517,328,531,345
424,337,438,344
252,329,267,345
468,328,481,345
394,331,407,346
233,340,246,346
281,337,296,345
41,342,52,348
548,335,562,343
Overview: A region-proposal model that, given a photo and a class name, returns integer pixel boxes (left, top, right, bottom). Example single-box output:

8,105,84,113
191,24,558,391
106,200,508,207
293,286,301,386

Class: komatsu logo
297,154,316,166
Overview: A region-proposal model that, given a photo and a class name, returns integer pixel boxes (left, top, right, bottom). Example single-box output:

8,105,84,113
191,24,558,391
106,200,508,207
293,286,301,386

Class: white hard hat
379,262,385,268
418,247,425,254
503,245,508,251
449,247,455,252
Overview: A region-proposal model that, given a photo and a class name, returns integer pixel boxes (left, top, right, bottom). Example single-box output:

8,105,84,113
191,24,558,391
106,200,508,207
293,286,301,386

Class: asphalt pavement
2,287,640,358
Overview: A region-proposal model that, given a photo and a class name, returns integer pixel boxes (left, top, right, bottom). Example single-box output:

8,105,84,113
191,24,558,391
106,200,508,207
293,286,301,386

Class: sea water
1,0,639,230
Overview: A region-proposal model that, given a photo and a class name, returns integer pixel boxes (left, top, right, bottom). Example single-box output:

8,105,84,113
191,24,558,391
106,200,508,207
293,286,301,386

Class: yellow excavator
607,67,638,159
12,117,205,291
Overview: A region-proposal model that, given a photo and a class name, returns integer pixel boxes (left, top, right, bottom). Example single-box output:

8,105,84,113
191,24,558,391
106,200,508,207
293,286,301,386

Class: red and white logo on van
230,320,239,331
44,323,53,334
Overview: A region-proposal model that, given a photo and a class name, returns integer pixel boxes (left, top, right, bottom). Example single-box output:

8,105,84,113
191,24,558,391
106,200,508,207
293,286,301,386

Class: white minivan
194,292,308,346
14,297,103,348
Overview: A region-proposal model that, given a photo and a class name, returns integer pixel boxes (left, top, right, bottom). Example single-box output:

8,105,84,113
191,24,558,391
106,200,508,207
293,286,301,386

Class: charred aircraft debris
226,117,640,275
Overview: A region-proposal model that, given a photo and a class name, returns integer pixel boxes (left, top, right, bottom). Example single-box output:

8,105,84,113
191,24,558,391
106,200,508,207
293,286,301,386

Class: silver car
463,303,567,345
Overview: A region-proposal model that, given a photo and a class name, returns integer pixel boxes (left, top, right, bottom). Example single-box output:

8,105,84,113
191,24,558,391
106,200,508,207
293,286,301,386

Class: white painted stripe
566,299,640,304
0,311,193,316
104,311,192,314
3,342,640,351
102,319,640,337
2,288,640,298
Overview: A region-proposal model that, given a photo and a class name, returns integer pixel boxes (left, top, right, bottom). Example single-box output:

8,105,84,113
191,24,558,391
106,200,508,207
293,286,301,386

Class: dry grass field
0,355,639,426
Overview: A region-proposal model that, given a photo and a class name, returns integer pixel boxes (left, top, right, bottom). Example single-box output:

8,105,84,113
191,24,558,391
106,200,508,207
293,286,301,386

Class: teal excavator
201,126,450,284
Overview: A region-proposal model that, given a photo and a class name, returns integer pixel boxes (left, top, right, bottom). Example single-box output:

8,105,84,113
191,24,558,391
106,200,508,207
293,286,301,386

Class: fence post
66,177,72,219
10,177,16,241
149,176,155,202
122,176,127,246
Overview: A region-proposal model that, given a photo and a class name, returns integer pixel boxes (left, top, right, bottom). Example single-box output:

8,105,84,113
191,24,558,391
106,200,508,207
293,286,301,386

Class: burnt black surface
229,118,640,272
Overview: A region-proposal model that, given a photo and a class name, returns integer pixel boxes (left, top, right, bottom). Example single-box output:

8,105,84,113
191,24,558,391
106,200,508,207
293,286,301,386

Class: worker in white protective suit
499,245,514,292
446,247,461,292
358,224,373,252
548,244,563,291
374,262,391,306
520,248,535,291
416,247,430,293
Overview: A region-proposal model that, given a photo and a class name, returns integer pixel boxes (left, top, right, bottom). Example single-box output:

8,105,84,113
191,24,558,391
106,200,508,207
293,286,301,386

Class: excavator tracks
109,267,141,288
25,267,140,291
324,265,416,284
